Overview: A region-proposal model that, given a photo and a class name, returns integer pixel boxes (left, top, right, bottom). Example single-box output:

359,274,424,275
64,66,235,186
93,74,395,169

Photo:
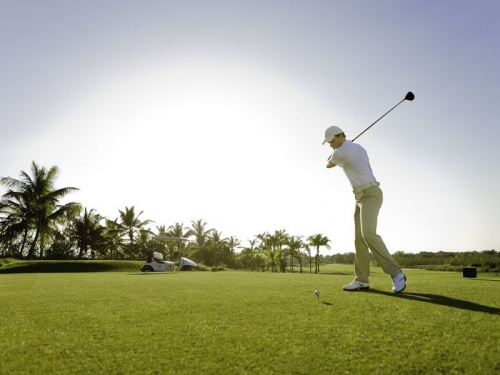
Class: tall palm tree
0,191,32,257
256,232,277,272
103,219,126,259
209,229,228,267
118,206,153,259
190,219,213,264
238,238,258,270
0,161,80,259
135,229,153,261
285,235,303,273
254,234,270,271
153,225,169,258
258,232,281,273
307,234,331,273
156,225,167,236
304,245,312,273
245,238,258,270
265,248,278,273
71,208,105,258
167,222,194,255
225,236,241,268
273,230,288,273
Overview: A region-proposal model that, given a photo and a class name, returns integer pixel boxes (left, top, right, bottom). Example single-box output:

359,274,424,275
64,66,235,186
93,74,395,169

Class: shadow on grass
0,261,141,274
368,289,500,316
320,271,353,276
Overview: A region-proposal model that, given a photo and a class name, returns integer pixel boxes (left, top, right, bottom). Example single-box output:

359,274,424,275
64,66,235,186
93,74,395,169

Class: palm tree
0,191,32,257
135,229,153,261
190,219,213,264
225,236,241,268
167,222,194,255
244,238,258,270
256,232,277,272
254,234,270,271
285,235,303,273
156,225,167,236
209,229,228,267
307,234,331,273
152,225,169,258
304,244,312,273
0,161,80,259
266,248,278,273
272,230,288,273
118,206,153,259
103,219,126,259
71,208,105,258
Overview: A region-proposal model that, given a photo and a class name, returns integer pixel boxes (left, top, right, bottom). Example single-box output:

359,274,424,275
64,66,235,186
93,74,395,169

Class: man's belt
353,181,380,194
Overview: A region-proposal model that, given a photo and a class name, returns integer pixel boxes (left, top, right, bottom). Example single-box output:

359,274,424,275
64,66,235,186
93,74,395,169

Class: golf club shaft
351,98,405,142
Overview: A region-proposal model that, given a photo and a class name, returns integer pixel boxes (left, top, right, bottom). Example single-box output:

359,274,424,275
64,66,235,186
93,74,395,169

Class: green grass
0,264,499,374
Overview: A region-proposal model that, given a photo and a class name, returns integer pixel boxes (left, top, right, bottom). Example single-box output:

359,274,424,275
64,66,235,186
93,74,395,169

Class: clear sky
1,1,499,254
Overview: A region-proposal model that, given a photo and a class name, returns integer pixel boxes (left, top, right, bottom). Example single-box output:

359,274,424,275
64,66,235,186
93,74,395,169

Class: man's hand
326,160,336,168
326,153,336,168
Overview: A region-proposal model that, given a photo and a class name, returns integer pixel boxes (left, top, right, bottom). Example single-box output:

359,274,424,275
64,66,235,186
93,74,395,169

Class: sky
1,0,499,254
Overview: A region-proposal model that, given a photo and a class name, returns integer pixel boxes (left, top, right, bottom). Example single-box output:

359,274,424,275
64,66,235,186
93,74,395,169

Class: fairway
1,267,499,374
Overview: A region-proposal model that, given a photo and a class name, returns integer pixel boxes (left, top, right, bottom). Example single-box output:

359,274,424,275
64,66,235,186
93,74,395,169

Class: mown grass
0,264,499,374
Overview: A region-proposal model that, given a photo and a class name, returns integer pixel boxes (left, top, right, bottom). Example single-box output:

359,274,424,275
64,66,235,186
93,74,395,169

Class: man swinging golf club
323,126,406,293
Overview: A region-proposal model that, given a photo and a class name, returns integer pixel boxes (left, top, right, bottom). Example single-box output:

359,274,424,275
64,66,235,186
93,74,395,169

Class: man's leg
359,187,401,278
354,203,371,284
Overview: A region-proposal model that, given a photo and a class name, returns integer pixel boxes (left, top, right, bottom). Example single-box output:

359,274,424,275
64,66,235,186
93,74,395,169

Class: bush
194,264,209,271
210,266,226,272
0,260,142,273
0,258,17,267
419,264,464,272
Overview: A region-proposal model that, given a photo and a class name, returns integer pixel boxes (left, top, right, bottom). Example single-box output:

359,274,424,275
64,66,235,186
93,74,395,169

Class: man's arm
327,153,337,168
326,160,337,168
326,150,339,168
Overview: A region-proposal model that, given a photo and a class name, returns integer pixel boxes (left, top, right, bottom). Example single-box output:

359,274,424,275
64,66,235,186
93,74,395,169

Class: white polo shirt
330,141,377,189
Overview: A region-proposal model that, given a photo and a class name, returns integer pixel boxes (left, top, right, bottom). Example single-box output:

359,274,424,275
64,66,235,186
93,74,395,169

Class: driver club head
405,92,415,101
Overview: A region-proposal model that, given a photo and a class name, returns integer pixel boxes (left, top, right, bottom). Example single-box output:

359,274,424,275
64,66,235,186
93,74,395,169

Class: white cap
322,126,344,144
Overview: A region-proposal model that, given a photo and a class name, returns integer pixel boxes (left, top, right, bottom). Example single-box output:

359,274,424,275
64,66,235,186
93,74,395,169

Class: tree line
0,162,332,272
2,162,498,273
323,250,500,273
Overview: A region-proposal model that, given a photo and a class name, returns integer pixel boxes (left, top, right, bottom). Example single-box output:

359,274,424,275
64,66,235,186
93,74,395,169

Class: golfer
323,126,406,293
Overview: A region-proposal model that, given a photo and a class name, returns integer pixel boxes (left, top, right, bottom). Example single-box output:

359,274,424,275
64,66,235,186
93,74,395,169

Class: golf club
326,91,414,160
351,91,414,142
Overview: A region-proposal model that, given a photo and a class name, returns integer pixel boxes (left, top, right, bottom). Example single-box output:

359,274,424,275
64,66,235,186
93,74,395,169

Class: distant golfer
323,126,406,293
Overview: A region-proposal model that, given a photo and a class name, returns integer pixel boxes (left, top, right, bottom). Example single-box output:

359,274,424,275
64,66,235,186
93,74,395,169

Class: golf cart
140,236,196,272
140,251,175,272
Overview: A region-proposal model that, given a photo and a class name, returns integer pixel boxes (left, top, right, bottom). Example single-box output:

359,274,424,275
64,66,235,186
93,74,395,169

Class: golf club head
405,92,415,101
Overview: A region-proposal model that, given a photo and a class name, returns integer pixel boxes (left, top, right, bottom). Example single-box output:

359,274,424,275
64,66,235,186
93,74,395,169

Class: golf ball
315,290,320,296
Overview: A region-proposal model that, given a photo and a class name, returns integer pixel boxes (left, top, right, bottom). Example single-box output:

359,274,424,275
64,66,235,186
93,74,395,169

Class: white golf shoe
342,281,370,291
392,272,406,293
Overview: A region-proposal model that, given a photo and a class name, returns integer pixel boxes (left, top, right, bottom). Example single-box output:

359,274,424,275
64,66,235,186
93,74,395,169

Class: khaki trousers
353,185,401,283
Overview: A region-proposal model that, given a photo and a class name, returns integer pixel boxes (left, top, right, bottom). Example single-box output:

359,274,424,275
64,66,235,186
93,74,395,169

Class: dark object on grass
463,267,477,278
